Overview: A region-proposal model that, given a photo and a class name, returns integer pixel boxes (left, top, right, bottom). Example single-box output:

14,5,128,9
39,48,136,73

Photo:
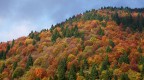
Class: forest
0,7,144,80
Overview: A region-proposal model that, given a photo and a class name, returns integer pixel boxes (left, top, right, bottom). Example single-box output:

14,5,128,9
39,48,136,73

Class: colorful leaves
35,68,47,78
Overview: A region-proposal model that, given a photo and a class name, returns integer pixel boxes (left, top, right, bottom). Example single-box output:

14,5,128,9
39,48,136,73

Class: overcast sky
0,0,144,42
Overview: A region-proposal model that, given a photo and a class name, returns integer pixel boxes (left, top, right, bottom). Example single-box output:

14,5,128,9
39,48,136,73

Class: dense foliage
0,7,144,80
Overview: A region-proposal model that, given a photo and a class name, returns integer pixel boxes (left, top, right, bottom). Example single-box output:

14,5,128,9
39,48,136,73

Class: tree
58,58,67,80
127,13,133,25
137,46,142,53
79,67,84,76
0,50,6,60
32,40,36,45
114,75,118,80
98,27,104,36
141,14,144,26
50,25,54,33
90,64,98,80
6,43,10,53
112,12,120,25
68,64,76,80
106,46,112,53
120,73,129,80
96,14,103,21
25,55,33,70
141,64,144,74
118,52,129,64
83,58,89,69
73,25,79,37
139,55,144,64
81,41,85,51
65,26,71,37
134,13,144,32
34,34,40,41
29,31,40,41
62,27,67,37
51,29,61,42
109,39,115,48
13,61,17,70
29,31,34,39
101,70,112,80
2,51,6,60
0,63,5,73
11,39,15,48
54,75,58,80
35,78,40,80
80,32,85,40
12,67,24,79
101,55,109,71
85,73,90,80
0,51,3,59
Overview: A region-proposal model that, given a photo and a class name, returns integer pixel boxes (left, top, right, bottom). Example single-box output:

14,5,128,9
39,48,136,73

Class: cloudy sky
0,0,144,42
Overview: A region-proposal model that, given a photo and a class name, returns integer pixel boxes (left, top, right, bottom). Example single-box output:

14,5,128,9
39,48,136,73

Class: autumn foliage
0,7,144,79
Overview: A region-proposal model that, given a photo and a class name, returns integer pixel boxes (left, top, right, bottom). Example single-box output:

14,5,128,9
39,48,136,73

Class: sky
0,0,144,42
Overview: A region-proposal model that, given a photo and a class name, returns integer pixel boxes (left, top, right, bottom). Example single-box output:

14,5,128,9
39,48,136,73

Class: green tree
11,39,15,48
35,78,40,80
106,46,112,53
2,51,6,60
32,40,36,45
0,51,5,60
6,43,10,53
112,12,121,25
54,75,58,80
114,75,118,80
83,58,89,69
96,14,103,21
79,67,84,76
13,61,17,70
50,25,54,33
100,55,109,71
109,39,115,48
34,34,40,41
120,73,129,80
12,67,24,79
118,52,129,64
73,25,79,37
90,64,98,80
137,46,142,53
98,27,104,36
65,26,71,37
141,64,144,74
85,73,89,80
102,70,112,80
58,58,67,80
141,14,144,26
127,13,133,26
80,32,85,40
81,41,85,51
68,64,76,80
29,31,34,39
0,63,5,73
51,29,61,42
139,55,144,64
62,27,66,37
0,51,3,59
25,55,33,70
136,13,143,32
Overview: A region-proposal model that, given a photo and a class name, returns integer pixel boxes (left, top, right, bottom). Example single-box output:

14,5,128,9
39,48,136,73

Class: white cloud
0,21,37,42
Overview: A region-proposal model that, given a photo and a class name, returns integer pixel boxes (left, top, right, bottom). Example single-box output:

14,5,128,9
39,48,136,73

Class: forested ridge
0,7,144,80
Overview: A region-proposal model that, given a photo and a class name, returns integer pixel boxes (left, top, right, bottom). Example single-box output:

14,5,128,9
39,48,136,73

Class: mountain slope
0,7,144,80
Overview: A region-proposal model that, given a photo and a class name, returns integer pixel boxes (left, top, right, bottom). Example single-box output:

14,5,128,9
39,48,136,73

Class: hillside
0,7,144,80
